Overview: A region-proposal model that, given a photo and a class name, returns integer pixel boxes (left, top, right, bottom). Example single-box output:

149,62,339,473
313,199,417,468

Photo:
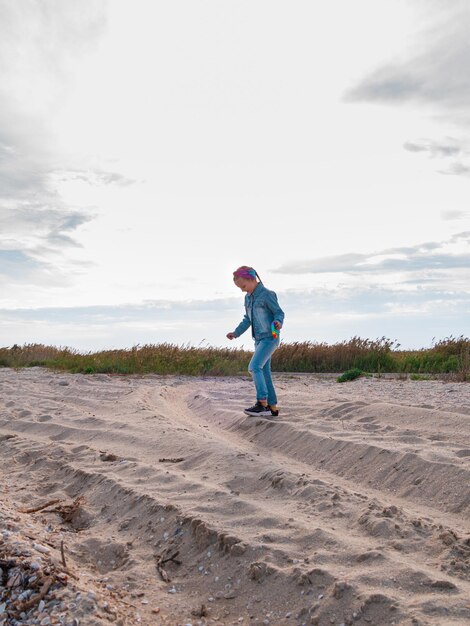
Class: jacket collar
247,283,264,299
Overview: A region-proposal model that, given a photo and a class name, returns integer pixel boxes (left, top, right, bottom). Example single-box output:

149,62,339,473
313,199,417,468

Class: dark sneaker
244,402,271,417
267,405,279,417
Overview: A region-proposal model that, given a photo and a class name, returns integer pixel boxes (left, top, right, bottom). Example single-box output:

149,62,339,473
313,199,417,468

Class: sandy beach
0,368,469,626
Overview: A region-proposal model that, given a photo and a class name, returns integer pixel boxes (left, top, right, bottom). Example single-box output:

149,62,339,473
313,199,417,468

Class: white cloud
0,1,110,293
441,210,469,221
272,232,470,276
345,2,470,180
344,2,470,120
1,283,468,350
1,1,469,347
55,169,138,187
403,139,462,158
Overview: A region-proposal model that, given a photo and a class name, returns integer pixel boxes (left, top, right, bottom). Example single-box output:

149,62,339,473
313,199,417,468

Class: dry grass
272,336,397,373
0,343,251,376
0,336,468,379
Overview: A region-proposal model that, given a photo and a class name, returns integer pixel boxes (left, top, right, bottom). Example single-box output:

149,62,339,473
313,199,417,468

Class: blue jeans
248,337,280,405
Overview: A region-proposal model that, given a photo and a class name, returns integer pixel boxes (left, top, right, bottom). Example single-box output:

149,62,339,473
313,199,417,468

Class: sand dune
0,368,469,625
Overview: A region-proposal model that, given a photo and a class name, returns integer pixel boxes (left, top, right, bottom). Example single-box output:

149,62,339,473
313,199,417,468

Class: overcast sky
1,0,469,350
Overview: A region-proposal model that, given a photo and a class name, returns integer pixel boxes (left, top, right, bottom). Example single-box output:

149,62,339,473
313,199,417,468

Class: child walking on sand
227,266,285,417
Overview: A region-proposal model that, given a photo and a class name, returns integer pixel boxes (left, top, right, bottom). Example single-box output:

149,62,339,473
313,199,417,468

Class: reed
0,343,251,376
271,336,397,372
0,336,468,379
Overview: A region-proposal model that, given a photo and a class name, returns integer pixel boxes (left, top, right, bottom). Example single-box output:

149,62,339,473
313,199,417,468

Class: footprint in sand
356,550,385,563
49,432,70,442
70,444,90,453
78,538,129,573
37,414,53,422
428,434,446,441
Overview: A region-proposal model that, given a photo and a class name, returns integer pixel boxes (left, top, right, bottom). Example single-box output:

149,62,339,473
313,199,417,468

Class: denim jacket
233,283,285,340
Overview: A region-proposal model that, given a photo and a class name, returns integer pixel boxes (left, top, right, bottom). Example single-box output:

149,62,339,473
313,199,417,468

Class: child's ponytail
233,266,261,282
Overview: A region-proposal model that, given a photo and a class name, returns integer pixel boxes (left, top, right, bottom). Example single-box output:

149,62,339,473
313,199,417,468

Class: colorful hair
233,266,260,281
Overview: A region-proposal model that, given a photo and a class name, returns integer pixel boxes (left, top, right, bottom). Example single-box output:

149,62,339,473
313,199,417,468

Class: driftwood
158,457,184,463
4,546,78,616
19,499,63,514
20,497,85,524
24,534,55,549
108,591,136,609
156,561,170,582
155,549,181,582
59,565,79,581
57,539,80,580
16,575,54,611
47,496,85,522
60,540,67,568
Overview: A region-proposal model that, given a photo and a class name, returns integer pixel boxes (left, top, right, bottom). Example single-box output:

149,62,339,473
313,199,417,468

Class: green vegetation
337,368,363,383
409,373,431,381
0,343,250,376
0,335,468,380
272,336,397,373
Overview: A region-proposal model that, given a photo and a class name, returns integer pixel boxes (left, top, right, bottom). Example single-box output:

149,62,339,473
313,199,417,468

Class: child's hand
226,332,236,340
273,321,282,330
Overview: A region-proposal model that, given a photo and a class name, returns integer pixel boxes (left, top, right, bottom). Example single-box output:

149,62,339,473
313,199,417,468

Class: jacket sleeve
233,312,251,338
266,290,285,325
